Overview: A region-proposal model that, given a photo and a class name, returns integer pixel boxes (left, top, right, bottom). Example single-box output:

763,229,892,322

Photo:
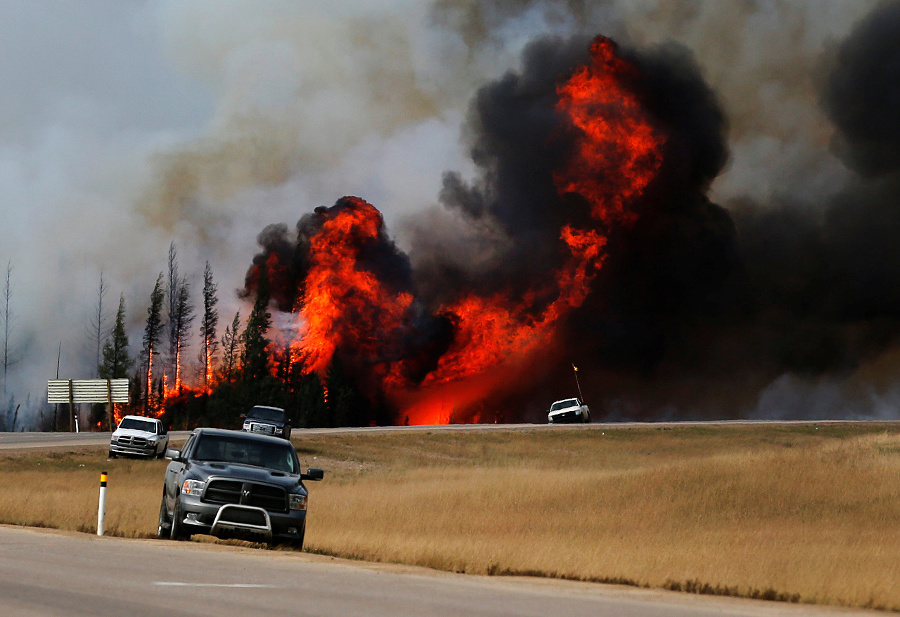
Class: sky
0,0,893,425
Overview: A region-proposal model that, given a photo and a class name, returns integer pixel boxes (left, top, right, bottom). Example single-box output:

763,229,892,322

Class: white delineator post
97,471,108,536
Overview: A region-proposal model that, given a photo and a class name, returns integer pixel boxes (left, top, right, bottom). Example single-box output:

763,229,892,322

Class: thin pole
572,364,584,402
97,471,108,536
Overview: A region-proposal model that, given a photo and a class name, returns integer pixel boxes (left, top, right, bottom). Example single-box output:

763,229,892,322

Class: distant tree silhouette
241,265,272,384
199,261,219,388
142,273,165,414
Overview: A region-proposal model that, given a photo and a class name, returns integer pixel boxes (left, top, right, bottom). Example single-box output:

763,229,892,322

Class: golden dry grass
0,424,897,610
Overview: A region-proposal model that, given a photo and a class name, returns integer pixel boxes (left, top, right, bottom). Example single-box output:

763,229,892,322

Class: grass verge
0,423,897,611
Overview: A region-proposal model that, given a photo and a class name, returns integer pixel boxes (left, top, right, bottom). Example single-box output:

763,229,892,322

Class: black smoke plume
244,5,900,421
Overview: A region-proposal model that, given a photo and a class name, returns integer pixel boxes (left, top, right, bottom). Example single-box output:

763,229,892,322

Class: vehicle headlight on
181,479,206,496
289,494,307,511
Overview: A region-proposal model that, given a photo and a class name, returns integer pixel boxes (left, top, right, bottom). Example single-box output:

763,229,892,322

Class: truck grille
116,435,149,447
203,480,288,513
248,423,275,435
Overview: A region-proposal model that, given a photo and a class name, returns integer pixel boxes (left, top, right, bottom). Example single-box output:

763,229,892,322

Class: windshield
247,407,285,422
192,434,296,473
550,399,579,411
118,418,157,433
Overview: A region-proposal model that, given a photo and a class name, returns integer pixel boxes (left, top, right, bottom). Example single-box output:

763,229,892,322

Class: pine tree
88,272,109,378
298,372,327,428
165,242,179,386
219,311,242,381
100,294,133,379
171,278,194,393
199,261,219,388
1,261,20,397
241,266,272,383
142,273,165,413
326,356,369,427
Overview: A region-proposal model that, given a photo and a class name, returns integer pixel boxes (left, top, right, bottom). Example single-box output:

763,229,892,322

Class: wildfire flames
242,36,668,424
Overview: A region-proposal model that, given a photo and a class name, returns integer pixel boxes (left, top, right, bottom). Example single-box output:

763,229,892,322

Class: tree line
93,243,378,431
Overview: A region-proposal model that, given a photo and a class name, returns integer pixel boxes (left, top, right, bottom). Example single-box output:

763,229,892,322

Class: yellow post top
100,472,108,482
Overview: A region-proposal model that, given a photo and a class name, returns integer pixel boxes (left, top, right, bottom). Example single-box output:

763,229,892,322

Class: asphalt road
0,526,880,617
0,430,193,450
1,419,893,451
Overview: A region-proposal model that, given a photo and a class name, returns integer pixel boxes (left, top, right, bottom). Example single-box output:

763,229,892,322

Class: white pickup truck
109,415,169,459
547,398,591,424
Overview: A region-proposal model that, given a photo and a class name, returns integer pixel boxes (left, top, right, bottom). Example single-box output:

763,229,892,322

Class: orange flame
553,36,665,227
292,197,415,382
274,36,666,424
385,36,665,421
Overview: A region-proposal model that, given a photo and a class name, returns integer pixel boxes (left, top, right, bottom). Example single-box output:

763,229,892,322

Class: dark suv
242,405,291,440
157,428,323,548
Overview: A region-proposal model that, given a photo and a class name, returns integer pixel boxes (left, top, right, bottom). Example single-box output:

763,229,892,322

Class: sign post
48,380,129,431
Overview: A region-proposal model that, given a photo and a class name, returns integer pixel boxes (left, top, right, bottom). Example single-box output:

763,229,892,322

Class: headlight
274,427,283,434
181,479,206,496
289,494,307,511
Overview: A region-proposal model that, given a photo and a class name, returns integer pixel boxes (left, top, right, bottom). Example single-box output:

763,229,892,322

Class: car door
164,434,193,512
156,420,169,455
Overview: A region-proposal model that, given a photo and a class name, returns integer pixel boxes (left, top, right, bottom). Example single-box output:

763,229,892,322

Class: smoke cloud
4,0,900,426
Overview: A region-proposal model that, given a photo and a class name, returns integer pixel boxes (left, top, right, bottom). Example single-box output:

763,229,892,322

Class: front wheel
169,501,191,541
157,491,171,538
276,527,305,551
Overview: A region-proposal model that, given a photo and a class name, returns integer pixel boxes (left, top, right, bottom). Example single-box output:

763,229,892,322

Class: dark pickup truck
157,428,323,549
242,405,292,440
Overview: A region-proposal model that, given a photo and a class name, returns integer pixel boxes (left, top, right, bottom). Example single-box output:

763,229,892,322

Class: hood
112,427,158,438
189,461,303,490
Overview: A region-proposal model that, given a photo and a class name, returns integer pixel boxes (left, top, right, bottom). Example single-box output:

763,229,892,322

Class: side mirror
164,448,182,461
301,468,324,481
239,414,246,419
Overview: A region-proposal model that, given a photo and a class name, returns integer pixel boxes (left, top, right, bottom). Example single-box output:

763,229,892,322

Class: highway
1,419,891,451
0,526,880,617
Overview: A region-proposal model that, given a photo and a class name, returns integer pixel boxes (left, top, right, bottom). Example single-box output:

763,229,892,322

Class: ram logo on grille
204,479,288,513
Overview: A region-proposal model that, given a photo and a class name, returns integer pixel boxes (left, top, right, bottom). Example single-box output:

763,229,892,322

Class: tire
276,527,305,551
108,450,117,459
169,500,191,541
157,491,171,538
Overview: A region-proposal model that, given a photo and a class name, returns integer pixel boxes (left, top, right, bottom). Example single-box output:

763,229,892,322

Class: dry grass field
0,423,897,611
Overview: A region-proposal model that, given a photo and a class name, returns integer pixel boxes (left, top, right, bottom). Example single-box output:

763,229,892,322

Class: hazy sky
0,1,884,420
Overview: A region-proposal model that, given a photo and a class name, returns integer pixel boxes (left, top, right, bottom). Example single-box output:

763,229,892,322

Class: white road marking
154,582,279,588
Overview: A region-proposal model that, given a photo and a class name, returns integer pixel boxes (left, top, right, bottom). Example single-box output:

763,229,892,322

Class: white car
547,398,591,424
109,415,169,459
